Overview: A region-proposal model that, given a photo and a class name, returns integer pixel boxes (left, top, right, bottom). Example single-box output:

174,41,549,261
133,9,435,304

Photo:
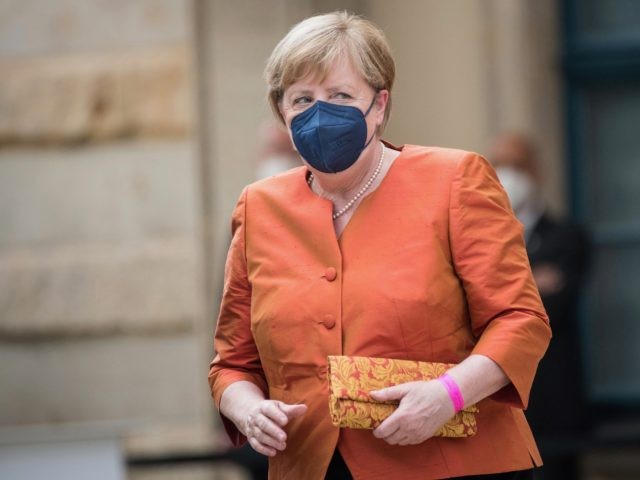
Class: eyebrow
287,88,314,98
327,84,356,92
287,84,357,98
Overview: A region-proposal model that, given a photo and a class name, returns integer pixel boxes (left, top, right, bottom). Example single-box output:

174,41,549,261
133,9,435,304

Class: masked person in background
255,119,300,180
491,133,590,480
208,12,551,480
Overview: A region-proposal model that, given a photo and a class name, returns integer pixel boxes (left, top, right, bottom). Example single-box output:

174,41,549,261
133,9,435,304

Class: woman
209,11,550,480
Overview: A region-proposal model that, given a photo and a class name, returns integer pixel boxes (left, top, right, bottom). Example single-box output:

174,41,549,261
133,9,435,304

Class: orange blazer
209,145,551,480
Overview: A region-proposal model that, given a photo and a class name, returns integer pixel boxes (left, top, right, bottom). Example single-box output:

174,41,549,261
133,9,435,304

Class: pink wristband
438,373,464,413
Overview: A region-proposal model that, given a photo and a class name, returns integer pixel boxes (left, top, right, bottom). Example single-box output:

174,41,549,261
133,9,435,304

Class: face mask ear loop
362,92,379,149
363,92,378,117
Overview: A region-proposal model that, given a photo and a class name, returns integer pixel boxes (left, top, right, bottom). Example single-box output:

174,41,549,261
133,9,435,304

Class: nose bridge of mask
318,100,363,121
314,93,376,121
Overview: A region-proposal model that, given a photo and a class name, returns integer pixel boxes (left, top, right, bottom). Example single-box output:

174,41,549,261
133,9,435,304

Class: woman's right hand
243,399,308,456
220,381,308,457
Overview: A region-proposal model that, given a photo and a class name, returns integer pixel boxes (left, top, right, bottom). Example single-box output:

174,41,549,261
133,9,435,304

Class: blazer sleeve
208,187,268,446
449,153,551,409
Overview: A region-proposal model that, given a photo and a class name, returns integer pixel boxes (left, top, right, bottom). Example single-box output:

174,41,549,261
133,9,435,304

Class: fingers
370,383,408,402
278,402,308,420
248,436,278,457
246,412,286,453
245,404,287,456
372,381,442,446
374,421,413,445
261,401,290,426
245,401,307,457
371,384,411,441
374,412,424,446
373,409,401,441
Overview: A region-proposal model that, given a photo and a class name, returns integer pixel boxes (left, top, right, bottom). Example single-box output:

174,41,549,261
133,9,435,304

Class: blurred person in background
209,12,550,479
255,119,300,180
491,133,590,480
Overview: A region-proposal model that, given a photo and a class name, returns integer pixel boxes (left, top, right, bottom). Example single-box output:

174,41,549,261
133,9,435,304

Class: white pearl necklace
307,142,385,220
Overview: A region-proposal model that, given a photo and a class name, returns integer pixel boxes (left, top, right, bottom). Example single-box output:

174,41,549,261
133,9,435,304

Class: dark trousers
325,450,536,480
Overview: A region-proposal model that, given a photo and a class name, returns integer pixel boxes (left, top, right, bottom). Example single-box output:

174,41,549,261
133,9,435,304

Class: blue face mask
290,95,377,173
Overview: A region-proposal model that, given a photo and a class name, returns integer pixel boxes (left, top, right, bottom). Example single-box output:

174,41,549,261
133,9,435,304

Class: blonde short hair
264,11,395,132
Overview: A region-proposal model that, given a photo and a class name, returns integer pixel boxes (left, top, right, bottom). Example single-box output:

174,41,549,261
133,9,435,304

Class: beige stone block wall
0,237,199,337
0,49,191,144
0,0,189,56
0,0,194,146
0,143,200,337
0,0,216,460
0,336,204,425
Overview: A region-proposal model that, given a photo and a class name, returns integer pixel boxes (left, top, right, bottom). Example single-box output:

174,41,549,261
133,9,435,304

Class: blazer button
324,267,337,282
322,314,336,329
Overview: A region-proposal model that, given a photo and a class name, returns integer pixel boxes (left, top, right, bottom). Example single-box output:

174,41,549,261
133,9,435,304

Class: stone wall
0,0,216,463
0,50,190,144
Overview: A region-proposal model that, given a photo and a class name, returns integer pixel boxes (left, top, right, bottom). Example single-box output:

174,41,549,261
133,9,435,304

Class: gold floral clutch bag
327,355,479,437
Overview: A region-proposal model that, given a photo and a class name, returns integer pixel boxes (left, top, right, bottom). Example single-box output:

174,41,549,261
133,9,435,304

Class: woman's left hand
370,380,454,445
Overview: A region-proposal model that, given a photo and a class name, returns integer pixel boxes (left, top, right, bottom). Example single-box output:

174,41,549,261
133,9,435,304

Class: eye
333,92,353,100
292,96,312,106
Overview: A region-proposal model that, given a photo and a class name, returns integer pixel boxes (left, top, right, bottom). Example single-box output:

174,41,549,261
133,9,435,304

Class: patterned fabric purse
327,355,479,437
